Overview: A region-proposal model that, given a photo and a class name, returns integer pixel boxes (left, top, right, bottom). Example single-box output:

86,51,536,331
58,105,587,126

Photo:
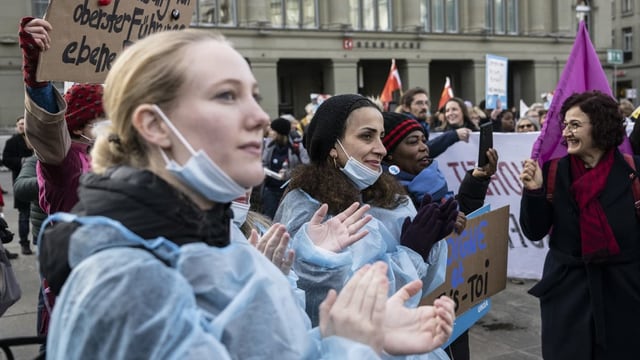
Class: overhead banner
38,0,196,83
431,131,549,280
422,206,509,315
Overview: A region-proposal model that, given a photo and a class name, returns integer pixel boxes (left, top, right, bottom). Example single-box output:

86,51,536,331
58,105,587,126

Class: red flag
437,77,454,110
380,59,402,106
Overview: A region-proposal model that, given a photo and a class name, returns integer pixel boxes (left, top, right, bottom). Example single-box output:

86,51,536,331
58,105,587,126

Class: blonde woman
40,30,454,359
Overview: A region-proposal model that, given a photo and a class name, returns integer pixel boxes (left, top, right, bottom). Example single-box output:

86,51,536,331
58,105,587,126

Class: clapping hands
307,202,372,253
319,263,456,355
319,262,388,354
248,224,295,275
383,280,456,354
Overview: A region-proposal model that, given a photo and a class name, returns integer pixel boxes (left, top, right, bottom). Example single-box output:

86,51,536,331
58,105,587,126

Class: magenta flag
531,21,632,164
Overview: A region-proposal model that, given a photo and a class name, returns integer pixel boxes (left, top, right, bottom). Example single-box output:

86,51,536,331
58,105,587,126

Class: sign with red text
421,206,509,315
431,131,549,280
38,0,196,83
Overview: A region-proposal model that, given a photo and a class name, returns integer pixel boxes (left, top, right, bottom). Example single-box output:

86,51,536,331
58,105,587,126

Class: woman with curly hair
275,94,457,359
520,90,640,359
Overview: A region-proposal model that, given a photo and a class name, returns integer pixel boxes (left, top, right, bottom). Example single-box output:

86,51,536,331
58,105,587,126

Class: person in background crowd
515,118,539,133
498,111,515,132
628,105,640,156
40,29,455,359
19,17,103,216
538,109,549,129
3,115,35,255
13,153,49,338
261,117,309,219
276,94,457,359
0,189,10,260
619,98,635,135
438,97,479,132
382,111,498,360
520,90,640,360
469,106,487,129
19,16,106,340
299,102,315,133
400,87,470,158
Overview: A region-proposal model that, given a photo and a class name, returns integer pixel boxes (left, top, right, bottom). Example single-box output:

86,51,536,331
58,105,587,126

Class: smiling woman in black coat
519,90,640,360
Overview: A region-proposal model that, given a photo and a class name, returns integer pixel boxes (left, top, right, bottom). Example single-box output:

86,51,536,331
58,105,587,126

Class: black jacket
2,133,33,209
39,166,232,295
520,151,640,360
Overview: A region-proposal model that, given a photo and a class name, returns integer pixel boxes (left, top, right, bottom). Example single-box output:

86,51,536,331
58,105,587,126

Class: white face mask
153,105,249,203
336,140,382,190
230,201,250,227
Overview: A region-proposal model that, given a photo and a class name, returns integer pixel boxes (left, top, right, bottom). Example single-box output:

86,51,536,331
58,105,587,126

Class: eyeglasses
560,121,586,133
517,123,534,130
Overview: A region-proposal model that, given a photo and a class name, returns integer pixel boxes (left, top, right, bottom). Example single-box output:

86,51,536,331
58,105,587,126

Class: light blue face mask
153,105,249,204
336,140,382,190
230,201,250,226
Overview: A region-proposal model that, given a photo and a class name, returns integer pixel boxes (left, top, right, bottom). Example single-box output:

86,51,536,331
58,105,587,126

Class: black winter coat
2,133,33,209
520,150,640,360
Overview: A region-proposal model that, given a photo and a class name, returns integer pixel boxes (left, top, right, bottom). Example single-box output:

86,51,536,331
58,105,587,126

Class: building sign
38,0,196,84
342,37,353,50
607,49,624,65
354,40,421,50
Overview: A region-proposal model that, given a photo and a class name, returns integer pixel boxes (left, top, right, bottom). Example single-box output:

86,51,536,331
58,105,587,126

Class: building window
350,0,392,31
485,0,517,35
194,0,236,26
271,0,319,28
622,0,633,14
623,27,633,61
32,0,48,17
421,0,458,33
612,0,616,18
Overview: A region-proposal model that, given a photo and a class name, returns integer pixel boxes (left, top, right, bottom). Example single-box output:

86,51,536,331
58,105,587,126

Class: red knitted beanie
382,112,424,153
64,83,105,133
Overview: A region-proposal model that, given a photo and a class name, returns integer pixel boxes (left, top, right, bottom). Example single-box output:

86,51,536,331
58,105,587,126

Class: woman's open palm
307,202,372,252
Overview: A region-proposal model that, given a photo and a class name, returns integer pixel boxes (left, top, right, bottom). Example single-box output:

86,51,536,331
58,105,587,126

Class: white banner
433,132,548,279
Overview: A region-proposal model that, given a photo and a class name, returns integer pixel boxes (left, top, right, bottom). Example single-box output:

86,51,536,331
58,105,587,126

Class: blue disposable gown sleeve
276,190,448,324
49,220,384,360
47,246,232,360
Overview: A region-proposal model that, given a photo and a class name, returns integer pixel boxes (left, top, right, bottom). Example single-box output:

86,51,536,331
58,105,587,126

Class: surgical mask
230,201,250,227
153,105,249,203
336,140,382,190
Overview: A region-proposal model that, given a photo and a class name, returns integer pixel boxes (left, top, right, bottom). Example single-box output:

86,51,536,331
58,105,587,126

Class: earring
332,156,338,168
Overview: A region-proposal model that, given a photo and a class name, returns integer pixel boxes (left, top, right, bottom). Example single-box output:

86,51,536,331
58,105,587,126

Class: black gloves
400,195,459,261
437,197,458,239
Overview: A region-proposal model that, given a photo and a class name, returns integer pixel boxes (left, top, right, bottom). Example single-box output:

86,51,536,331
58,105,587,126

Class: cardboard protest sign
38,0,196,83
421,205,509,315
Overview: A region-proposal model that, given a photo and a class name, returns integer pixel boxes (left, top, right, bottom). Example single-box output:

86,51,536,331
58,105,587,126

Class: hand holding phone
477,122,493,168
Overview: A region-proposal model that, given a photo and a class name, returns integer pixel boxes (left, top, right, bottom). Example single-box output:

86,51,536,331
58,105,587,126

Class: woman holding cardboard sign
519,90,640,360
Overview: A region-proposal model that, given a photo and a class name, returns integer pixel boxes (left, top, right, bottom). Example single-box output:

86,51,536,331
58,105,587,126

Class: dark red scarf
569,149,620,260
